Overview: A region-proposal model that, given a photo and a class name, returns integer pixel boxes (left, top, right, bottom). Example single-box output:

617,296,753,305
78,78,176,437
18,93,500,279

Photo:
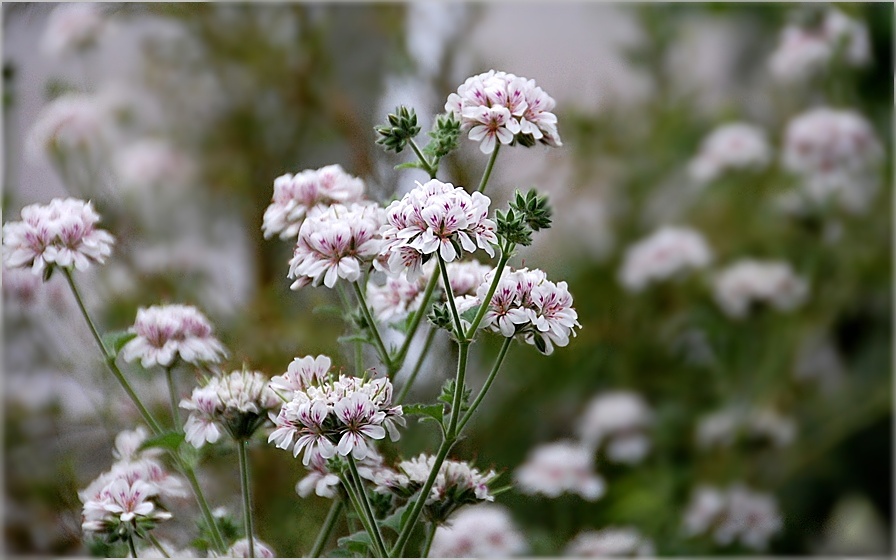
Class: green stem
421,522,437,558
165,366,181,429
391,271,440,368
309,498,345,558
237,439,255,559
352,281,391,367
127,532,138,558
396,327,437,405
340,473,386,558
476,143,500,194
390,437,453,556
347,455,388,558
448,342,469,438
458,337,513,432
436,254,464,340
147,533,171,558
180,460,227,553
409,138,436,178
464,247,511,339
62,268,164,434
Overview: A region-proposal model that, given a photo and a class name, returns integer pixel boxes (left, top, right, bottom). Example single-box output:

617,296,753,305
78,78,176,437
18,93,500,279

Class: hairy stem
180,461,227,553
421,522,437,558
458,336,513,432
340,472,386,558
147,533,171,558
476,143,500,194
127,531,138,558
409,138,436,178
348,455,388,557
352,281,391,367
309,498,345,558
395,327,437,405
237,439,255,559
448,342,469,438
165,366,181,429
436,254,464,340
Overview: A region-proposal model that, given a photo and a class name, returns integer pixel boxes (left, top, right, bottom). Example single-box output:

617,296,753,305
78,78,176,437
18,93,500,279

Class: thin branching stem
237,439,255,558
309,498,344,558
436,254,464,340
458,337,513,432
352,281,391,367
476,144,500,194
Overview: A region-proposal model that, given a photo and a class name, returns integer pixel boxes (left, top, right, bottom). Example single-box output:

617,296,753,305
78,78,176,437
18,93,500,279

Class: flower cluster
26,93,113,158
429,504,528,558
689,123,771,183
180,369,281,447
262,165,366,240
79,428,185,538
578,391,653,464
121,304,228,369
476,266,580,355
683,484,783,551
712,259,809,318
210,538,276,558
445,69,561,153
783,107,883,213
376,454,497,521
565,527,655,557
288,203,385,289
41,3,107,57
268,361,404,464
377,179,497,280
696,406,797,450
3,197,115,276
618,227,713,292
515,440,605,501
769,8,870,82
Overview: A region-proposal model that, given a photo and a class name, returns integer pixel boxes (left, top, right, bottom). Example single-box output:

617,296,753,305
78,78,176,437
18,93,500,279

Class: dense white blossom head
446,70,561,153
713,259,809,318
41,3,107,57
288,202,385,289
263,164,366,240
783,108,882,213
565,527,655,557
377,179,497,280
213,538,275,558
689,123,771,183
578,391,653,464
120,304,228,369
515,440,604,500
683,484,783,551
2,197,115,276
696,406,797,450
181,369,281,446
26,94,114,159
769,9,870,82
619,227,712,292
429,504,528,558
475,266,580,355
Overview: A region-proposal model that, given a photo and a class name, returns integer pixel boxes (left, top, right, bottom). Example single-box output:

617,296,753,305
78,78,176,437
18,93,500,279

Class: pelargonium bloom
578,391,653,465
683,484,783,551
696,405,797,450
269,354,332,397
712,259,809,318
295,447,385,499
689,123,771,183
2,197,114,276
41,3,107,57
263,164,366,240
268,363,404,466
213,538,276,558
180,369,281,447
377,179,497,280
81,478,170,535
565,527,655,557
120,304,228,369
514,440,605,501
475,266,581,355
618,227,712,292
429,504,528,558
446,70,561,153
288,202,385,289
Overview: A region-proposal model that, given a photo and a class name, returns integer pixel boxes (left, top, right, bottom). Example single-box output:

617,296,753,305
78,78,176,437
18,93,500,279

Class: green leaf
138,431,185,453
336,530,374,556
403,403,444,424
381,503,411,534
101,330,137,358
338,334,370,345
460,304,481,323
394,161,425,171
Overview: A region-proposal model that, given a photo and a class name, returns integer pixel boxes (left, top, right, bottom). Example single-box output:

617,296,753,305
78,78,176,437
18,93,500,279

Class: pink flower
334,392,386,460
121,304,228,369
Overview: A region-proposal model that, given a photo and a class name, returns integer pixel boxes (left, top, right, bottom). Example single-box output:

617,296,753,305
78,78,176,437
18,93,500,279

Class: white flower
689,123,771,183
367,274,428,325
515,440,604,501
683,484,783,551
180,369,281,446
429,504,528,558
268,370,403,465
296,447,385,499
713,259,809,318
2,198,115,276
578,391,653,464
263,164,366,240
26,94,112,159
565,527,655,557
120,304,228,369
376,454,497,507
770,9,870,82
783,108,883,213
218,538,276,558
136,539,196,558
619,227,712,292
446,70,561,153
40,3,106,57
288,202,384,289
113,140,195,191
269,354,332,395
81,478,171,535
112,427,162,463
377,179,497,280
476,267,581,355
696,406,797,450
